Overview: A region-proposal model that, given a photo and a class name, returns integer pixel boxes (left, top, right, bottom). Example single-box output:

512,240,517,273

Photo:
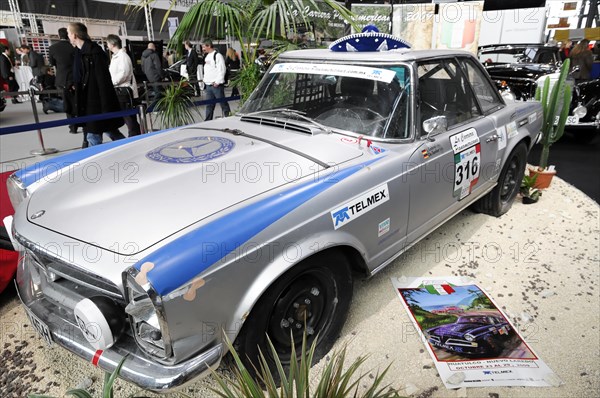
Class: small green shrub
153,79,199,129
211,333,402,398
28,356,127,398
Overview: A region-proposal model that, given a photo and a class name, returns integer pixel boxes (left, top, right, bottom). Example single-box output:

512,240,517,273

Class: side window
417,59,480,133
459,58,503,114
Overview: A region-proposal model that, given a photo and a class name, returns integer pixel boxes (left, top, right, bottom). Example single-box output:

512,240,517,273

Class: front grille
33,250,123,300
14,230,124,302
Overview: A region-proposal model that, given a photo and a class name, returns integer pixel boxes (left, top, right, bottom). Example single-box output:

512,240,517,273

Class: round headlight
7,174,28,209
573,104,587,118
501,90,516,102
464,333,475,342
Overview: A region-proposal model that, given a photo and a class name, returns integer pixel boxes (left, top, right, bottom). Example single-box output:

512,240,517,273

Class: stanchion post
138,103,148,135
29,88,58,156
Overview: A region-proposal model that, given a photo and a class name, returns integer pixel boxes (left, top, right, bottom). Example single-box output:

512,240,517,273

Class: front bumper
16,252,223,392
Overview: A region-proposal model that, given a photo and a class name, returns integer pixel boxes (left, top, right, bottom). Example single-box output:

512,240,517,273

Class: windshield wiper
243,108,333,134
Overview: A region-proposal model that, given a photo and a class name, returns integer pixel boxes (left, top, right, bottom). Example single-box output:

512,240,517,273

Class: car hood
26,118,364,254
484,63,557,81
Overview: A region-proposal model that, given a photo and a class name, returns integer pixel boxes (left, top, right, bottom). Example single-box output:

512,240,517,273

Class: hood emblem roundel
146,136,235,164
30,210,46,220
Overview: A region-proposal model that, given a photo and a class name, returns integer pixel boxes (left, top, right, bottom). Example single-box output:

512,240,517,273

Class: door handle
486,134,499,143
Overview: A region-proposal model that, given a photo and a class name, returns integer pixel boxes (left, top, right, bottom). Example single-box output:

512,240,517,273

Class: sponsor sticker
496,125,507,151
528,113,537,124
506,122,518,139
270,63,396,83
450,128,479,154
331,184,389,229
370,145,386,155
378,218,391,237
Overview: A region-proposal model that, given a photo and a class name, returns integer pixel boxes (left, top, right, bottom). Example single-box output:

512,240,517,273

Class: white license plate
25,308,53,346
554,115,579,125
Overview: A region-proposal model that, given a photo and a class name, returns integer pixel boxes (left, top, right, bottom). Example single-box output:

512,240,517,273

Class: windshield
240,62,412,139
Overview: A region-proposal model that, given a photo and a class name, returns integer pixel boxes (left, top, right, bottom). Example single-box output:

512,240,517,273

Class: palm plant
134,0,356,97
152,79,200,128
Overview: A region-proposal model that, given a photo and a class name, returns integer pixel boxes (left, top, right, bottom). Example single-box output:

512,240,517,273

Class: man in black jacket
68,22,125,146
49,27,77,133
0,45,22,103
184,40,199,95
141,42,163,98
20,45,44,77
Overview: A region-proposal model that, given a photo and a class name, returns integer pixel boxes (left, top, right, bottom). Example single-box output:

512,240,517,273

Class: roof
278,48,475,63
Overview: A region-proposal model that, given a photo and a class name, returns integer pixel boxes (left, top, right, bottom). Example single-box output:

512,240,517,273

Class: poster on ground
392,276,562,388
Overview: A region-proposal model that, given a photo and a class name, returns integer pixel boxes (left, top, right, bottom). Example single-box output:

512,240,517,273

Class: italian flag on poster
420,282,455,295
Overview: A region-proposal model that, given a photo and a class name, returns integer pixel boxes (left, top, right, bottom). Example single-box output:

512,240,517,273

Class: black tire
473,142,527,217
232,250,353,382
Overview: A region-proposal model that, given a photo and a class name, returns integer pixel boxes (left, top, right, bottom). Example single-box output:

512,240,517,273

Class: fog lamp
573,104,587,118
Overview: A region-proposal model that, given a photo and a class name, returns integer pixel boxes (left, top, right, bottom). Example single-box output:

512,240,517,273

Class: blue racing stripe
15,128,177,187
137,157,385,295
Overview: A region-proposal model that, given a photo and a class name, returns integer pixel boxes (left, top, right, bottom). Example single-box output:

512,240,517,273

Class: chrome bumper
16,253,223,392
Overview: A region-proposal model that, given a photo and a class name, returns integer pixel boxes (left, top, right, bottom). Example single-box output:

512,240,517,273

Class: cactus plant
534,58,572,170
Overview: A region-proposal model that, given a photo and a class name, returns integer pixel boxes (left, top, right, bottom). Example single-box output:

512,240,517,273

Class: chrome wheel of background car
473,142,527,217
232,250,353,382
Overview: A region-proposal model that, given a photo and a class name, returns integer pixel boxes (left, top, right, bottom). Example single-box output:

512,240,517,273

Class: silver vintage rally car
6,31,541,392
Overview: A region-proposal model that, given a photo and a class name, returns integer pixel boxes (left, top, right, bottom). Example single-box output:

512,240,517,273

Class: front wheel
232,250,353,382
473,142,527,217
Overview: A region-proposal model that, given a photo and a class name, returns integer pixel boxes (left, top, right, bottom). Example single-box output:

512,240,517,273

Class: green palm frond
169,0,246,46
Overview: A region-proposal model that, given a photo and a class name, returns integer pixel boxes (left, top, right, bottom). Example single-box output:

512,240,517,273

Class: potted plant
152,79,199,129
531,58,572,189
520,173,542,204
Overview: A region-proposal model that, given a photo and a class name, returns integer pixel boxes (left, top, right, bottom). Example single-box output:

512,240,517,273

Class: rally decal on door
450,129,481,200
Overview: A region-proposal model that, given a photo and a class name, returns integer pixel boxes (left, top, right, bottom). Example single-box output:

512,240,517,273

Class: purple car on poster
425,314,512,357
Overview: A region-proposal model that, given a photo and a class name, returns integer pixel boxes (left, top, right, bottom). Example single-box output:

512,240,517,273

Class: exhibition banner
433,2,484,54
392,3,436,50
392,276,562,389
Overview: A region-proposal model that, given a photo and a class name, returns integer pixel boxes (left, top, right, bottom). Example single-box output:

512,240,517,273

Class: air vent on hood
240,115,315,134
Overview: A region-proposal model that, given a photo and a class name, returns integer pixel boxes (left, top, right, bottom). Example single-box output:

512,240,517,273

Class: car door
405,57,500,244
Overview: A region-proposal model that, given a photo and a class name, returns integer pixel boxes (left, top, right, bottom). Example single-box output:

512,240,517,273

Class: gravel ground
1,177,598,397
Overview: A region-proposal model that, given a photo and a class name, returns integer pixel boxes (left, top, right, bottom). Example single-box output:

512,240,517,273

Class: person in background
107,34,141,137
592,41,600,61
37,66,64,114
225,47,240,96
141,42,163,98
570,39,593,83
201,39,230,120
559,41,572,62
68,22,125,147
20,45,44,77
167,50,176,66
0,45,22,103
49,27,77,133
184,40,200,95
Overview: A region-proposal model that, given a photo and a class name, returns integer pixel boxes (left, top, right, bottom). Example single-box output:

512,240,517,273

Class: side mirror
423,116,447,139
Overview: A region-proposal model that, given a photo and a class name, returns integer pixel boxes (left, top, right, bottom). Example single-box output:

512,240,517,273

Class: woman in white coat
106,34,141,137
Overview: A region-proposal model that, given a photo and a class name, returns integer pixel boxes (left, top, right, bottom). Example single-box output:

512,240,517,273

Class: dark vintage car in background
479,44,600,142
425,314,513,357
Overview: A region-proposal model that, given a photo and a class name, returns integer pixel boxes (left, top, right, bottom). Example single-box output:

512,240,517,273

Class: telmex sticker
331,184,390,230
271,63,396,83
